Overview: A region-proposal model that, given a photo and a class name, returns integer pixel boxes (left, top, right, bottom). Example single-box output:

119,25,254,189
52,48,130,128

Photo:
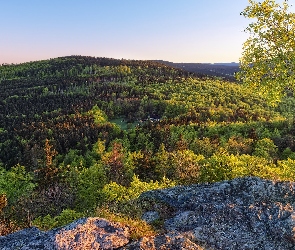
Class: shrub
253,138,278,160
0,165,36,204
169,150,205,184
199,153,277,183
33,209,84,231
99,175,175,222
225,136,253,155
281,147,295,160
75,163,107,211
276,159,295,181
102,175,175,203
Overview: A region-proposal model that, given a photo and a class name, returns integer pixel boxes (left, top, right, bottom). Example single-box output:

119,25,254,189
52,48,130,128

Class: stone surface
120,232,204,250
141,211,160,223
140,177,295,249
2,177,295,249
0,218,129,250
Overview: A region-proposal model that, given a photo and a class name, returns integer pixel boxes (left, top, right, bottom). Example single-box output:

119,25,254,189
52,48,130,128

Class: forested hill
1,55,295,237
0,55,278,168
0,56,189,167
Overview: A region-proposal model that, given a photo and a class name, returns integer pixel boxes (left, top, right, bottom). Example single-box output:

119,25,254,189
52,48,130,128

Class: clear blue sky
1,0,252,64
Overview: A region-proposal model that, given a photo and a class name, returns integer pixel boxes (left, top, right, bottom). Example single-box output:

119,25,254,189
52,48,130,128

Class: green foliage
154,144,171,179
253,138,278,160
0,165,36,204
75,163,107,211
199,152,295,183
199,153,276,183
281,147,295,160
237,0,295,105
62,149,87,168
88,105,108,125
101,175,175,203
32,214,57,231
3,55,295,234
190,137,219,158
155,146,206,184
97,175,175,238
168,150,205,185
33,209,83,231
276,159,295,181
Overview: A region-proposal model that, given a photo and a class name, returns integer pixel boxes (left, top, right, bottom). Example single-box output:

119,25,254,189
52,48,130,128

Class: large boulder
120,232,204,250
140,176,295,249
0,218,129,250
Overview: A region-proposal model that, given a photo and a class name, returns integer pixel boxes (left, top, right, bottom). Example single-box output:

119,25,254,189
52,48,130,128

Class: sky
1,0,256,64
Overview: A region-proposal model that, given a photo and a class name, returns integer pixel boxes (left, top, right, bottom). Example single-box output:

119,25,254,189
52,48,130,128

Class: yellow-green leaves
88,105,108,124
102,175,175,202
237,0,295,105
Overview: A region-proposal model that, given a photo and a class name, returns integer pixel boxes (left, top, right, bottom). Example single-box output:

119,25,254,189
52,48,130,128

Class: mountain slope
1,56,295,239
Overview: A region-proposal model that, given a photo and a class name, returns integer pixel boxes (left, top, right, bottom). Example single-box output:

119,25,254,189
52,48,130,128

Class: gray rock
0,217,129,250
141,211,160,223
140,177,295,249
120,232,204,250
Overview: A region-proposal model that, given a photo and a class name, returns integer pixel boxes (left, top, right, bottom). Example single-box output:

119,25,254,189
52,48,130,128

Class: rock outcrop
139,176,295,249
0,218,129,250
1,177,295,249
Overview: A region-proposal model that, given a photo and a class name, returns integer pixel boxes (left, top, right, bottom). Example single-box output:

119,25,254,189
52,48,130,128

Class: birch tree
237,0,295,105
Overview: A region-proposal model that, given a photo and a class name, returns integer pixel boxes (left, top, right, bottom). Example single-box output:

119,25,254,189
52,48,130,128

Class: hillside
1,56,295,246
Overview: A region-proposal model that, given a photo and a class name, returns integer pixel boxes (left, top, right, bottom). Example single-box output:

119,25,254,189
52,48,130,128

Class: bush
225,136,253,155
281,147,295,160
169,150,205,184
276,159,295,181
75,163,107,211
253,138,278,160
199,153,277,183
0,165,36,204
99,175,175,222
33,209,84,231
102,175,175,203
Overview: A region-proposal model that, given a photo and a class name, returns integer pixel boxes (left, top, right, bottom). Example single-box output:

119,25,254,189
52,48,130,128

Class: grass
110,117,137,130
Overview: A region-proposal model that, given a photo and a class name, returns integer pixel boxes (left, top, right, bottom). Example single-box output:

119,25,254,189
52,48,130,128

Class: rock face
1,177,295,249
139,176,295,249
120,232,204,250
0,218,129,250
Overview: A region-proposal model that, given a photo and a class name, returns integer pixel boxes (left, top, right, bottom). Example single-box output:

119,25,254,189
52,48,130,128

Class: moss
96,208,156,240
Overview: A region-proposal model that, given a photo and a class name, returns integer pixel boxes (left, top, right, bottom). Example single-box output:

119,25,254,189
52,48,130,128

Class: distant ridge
211,62,239,67
154,60,240,81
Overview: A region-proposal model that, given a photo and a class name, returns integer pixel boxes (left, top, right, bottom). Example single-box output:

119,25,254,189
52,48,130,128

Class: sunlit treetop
237,0,295,106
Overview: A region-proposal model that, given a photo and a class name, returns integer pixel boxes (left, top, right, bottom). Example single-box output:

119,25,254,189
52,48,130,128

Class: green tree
88,105,108,125
237,0,295,105
0,165,36,204
253,138,278,160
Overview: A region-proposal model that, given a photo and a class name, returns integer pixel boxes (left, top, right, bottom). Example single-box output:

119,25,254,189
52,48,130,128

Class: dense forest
1,55,295,236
